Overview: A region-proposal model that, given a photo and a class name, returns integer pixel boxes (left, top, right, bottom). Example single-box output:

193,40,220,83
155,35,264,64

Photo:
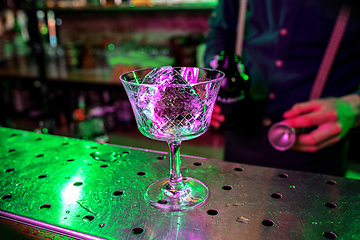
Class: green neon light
39,26,48,35
108,44,115,51
240,72,249,81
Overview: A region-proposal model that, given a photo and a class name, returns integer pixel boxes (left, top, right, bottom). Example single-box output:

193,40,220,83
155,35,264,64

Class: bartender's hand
211,104,225,129
282,94,360,152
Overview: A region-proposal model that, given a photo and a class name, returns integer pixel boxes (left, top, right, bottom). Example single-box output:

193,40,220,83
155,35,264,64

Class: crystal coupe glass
120,67,224,211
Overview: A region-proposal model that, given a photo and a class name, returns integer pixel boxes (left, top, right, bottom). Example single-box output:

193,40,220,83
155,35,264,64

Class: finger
210,119,221,128
283,101,321,118
291,135,340,152
295,122,341,146
211,113,225,123
213,104,222,114
282,109,338,128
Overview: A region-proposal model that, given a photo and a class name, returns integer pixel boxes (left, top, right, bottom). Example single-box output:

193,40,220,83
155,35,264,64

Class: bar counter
0,127,359,239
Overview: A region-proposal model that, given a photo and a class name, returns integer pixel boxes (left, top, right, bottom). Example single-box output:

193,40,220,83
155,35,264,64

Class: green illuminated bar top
0,127,359,239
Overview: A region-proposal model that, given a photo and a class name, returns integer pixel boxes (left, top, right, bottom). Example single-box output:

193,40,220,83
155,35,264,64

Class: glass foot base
144,177,209,211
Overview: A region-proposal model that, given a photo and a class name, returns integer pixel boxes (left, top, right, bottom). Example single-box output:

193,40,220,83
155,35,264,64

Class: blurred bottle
36,0,46,8
57,0,87,7
14,11,30,71
64,42,80,70
100,0,123,7
81,44,95,69
210,49,250,129
45,0,57,8
45,44,59,77
130,0,153,6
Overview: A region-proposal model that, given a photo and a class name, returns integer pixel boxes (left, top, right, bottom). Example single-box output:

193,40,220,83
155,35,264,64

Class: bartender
204,0,360,176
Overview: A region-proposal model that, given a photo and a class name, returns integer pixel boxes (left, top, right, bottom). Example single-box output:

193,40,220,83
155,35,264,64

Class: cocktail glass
120,67,224,211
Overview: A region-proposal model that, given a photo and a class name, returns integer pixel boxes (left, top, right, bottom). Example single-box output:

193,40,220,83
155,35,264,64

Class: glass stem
167,140,185,191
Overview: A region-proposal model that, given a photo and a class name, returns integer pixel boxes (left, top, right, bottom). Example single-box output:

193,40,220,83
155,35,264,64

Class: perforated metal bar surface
0,127,359,240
